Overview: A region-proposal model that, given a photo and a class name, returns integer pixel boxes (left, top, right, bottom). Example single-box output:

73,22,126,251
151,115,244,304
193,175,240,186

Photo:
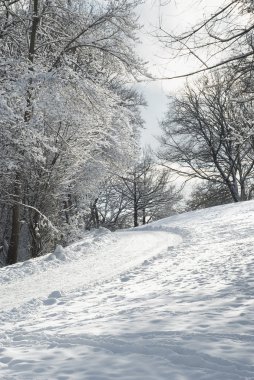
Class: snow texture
1,201,254,379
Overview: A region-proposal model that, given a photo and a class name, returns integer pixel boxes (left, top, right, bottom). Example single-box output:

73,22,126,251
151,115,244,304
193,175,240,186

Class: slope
0,201,254,379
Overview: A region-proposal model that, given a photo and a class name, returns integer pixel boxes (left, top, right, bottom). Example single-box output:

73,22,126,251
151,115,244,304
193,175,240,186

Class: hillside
0,201,254,379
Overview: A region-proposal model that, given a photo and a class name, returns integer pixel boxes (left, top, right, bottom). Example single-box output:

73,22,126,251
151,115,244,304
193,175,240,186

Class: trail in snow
0,201,254,379
0,230,181,311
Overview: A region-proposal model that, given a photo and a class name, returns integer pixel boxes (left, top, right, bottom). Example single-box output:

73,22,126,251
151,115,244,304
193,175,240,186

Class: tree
0,0,146,265
120,152,182,226
86,151,182,230
159,70,254,202
85,177,131,231
157,0,254,79
186,181,232,211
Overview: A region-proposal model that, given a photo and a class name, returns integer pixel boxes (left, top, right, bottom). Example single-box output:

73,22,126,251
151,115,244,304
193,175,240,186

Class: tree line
0,0,182,266
0,0,143,265
158,0,254,208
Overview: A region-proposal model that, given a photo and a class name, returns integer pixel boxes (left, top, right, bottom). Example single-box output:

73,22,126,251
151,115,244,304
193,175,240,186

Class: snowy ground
1,202,254,379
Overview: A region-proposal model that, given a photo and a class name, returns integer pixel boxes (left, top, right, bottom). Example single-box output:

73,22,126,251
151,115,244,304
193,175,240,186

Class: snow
1,202,254,379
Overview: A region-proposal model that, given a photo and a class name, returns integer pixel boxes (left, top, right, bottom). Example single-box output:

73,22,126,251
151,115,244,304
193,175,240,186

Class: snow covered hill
1,201,254,379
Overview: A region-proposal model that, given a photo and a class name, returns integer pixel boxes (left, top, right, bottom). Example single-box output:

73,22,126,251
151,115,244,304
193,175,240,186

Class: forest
0,0,182,266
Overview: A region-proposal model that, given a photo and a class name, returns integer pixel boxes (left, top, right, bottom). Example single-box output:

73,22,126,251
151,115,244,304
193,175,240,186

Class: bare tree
159,70,254,202
118,151,181,227
84,151,182,230
157,0,254,79
186,181,232,211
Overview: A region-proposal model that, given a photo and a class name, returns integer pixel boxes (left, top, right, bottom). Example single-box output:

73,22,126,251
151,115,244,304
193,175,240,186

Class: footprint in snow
43,290,62,306
120,276,132,282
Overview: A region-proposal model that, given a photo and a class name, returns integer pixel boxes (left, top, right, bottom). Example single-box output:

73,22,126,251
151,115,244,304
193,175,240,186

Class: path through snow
1,202,254,379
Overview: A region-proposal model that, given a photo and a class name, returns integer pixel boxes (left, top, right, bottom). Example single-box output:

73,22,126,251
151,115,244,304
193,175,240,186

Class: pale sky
137,0,224,148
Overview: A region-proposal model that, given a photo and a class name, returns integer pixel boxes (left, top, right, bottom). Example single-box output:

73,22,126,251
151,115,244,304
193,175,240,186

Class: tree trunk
93,199,99,228
228,178,240,202
7,0,40,265
240,182,247,201
7,174,21,265
133,177,138,227
142,208,146,225
89,198,99,229
29,212,41,258
133,206,138,227
22,0,41,260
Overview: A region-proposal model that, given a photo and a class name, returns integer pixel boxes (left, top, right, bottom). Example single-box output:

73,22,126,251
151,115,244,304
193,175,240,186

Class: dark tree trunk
134,206,138,227
133,178,138,227
7,0,40,265
24,0,40,120
87,198,100,229
7,0,40,264
142,208,146,225
7,175,21,265
29,212,41,258
93,198,99,228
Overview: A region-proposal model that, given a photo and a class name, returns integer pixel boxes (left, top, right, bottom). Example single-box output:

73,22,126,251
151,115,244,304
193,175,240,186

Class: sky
137,0,224,149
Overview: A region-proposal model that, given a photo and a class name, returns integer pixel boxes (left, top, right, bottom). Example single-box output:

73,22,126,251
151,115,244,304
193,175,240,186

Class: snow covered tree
0,0,146,265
